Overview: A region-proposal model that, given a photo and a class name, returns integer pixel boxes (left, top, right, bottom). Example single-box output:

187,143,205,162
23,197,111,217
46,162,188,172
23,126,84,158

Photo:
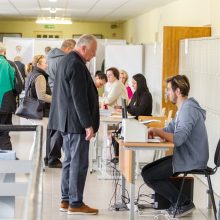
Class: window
72,34,103,39
0,33,22,42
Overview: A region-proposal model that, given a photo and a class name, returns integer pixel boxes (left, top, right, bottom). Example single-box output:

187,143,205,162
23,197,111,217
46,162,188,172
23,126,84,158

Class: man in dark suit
48,34,99,215
14,56,26,86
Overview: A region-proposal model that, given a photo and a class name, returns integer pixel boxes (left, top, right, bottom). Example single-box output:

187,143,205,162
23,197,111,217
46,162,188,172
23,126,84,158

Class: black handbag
15,74,43,120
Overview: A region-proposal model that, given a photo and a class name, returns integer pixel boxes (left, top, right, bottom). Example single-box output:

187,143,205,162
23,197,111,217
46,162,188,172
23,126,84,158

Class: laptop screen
121,98,127,119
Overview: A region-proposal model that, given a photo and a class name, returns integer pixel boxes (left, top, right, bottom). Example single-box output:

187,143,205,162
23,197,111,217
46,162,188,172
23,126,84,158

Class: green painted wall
0,20,124,39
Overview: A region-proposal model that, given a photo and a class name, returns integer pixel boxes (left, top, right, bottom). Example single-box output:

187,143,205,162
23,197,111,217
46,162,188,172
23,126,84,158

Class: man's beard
170,95,177,104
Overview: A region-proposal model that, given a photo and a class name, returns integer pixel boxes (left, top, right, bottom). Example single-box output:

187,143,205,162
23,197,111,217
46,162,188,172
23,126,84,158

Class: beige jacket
104,80,128,107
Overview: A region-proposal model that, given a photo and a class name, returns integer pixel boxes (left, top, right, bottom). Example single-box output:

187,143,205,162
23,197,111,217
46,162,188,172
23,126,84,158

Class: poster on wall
3,37,34,64
34,38,63,56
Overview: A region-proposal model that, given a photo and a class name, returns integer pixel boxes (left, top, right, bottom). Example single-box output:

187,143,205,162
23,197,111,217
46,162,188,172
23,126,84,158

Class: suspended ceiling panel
0,0,178,21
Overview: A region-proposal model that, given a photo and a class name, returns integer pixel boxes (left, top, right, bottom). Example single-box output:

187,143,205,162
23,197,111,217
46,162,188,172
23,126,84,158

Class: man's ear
82,45,87,52
175,88,181,96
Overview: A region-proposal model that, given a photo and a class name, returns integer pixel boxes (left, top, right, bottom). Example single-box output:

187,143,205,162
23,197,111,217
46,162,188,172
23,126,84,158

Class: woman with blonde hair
26,55,52,117
119,69,133,100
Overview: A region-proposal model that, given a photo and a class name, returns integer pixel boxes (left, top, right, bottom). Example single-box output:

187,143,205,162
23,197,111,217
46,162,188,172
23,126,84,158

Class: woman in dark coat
127,73,152,117
111,74,153,164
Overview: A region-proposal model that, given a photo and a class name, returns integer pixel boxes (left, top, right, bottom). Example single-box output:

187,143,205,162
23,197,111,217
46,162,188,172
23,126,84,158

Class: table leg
129,182,135,220
129,149,136,220
122,175,126,199
97,122,116,179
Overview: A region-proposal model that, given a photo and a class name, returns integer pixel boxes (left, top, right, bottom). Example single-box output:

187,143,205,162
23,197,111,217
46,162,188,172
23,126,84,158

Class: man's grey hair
0,42,6,53
76,34,97,47
61,39,76,49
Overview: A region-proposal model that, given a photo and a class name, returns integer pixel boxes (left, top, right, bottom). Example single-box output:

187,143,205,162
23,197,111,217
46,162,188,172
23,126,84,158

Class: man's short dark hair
166,75,190,96
95,70,102,77
96,72,107,82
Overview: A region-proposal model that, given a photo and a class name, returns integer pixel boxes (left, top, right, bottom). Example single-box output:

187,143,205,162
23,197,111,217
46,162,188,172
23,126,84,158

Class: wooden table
117,139,174,220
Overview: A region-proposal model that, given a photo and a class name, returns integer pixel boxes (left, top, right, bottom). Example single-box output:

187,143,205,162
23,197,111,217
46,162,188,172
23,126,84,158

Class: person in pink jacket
119,69,133,101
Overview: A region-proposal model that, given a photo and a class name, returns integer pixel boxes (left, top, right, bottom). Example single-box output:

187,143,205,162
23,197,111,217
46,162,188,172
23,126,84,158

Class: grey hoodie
164,97,209,173
47,48,66,92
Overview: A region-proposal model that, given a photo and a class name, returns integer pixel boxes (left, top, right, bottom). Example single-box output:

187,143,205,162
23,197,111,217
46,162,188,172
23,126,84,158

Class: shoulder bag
15,73,43,120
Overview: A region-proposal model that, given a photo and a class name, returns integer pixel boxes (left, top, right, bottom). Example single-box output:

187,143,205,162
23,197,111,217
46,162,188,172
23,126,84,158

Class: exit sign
44,24,55,29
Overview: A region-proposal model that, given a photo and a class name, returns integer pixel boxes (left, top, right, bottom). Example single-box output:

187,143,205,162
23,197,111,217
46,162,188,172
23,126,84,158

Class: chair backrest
138,116,166,128
161,107,166,116
214,138,220,167
167,110,173,123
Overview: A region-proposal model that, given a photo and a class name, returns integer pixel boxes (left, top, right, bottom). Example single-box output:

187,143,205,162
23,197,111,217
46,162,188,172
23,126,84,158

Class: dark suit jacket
14,61,26,82
48,51,100,134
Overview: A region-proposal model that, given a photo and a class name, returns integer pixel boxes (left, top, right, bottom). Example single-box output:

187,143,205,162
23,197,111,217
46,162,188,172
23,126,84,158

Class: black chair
173,139,220,220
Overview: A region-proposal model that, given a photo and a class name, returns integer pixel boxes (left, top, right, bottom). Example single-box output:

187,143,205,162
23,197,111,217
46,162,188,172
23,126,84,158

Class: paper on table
110,115,135,119
147,138,161,143
99,109,112,116
139,119,161,124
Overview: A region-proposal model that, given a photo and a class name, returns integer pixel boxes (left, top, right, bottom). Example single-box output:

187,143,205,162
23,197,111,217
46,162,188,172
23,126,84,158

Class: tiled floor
42,167,218,220
8,116,220,219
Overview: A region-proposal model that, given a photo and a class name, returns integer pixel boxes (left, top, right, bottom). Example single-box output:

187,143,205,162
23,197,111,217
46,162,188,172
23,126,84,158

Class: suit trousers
141,155,189,206
45,129,62,164
61,133,89,207
0,112,12,150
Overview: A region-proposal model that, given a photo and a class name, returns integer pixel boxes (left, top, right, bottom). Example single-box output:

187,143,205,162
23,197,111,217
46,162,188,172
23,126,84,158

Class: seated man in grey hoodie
45,39,76,168
141,75,209,218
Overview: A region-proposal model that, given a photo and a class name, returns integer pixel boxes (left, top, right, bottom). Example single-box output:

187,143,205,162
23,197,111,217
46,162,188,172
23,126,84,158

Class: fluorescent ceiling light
36,17,72,25
49,8,57,13
48,0,57,2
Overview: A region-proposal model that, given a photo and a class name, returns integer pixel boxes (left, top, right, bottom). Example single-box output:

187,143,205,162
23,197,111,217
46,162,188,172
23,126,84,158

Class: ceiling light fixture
48,0,57,2
49,8,57,13
36,17,72,25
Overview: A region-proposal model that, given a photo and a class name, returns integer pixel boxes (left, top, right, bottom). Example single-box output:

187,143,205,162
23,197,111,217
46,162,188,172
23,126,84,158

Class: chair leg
206,174,217,220
173,173,187,218
153,150,159,161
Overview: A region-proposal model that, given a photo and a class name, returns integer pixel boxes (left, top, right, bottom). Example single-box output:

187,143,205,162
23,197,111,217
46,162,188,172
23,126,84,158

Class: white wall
210,0,220,36
123,0,213,44
144,43,162,115
105,45,143,86
179,37,220,196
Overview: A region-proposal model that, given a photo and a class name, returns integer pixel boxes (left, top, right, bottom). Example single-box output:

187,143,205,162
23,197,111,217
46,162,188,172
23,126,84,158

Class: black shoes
48,159,62,168
44,157,62,168
44,157,48,166
111,157,119,164
167,201,195,218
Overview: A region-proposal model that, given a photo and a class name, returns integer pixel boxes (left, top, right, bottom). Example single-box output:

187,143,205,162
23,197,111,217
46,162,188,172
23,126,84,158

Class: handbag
15,73,43,120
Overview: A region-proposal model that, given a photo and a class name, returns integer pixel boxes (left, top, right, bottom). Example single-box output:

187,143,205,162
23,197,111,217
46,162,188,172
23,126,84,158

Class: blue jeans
141,155,188,205
61,133,89,207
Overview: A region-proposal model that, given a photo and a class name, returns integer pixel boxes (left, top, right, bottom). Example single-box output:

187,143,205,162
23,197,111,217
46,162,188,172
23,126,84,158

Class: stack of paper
99,109,112,116
139,119,161,124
